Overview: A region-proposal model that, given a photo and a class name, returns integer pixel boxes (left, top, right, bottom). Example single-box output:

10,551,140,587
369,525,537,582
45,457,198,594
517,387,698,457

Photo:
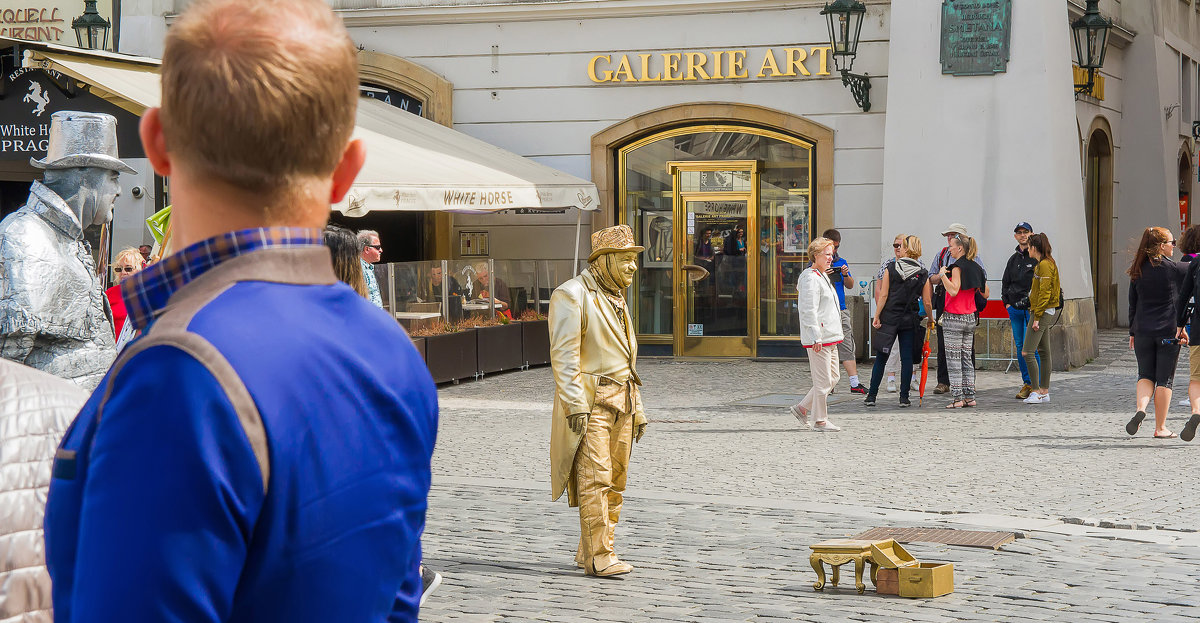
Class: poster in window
782,198,809,254
642,214,673,268
777,259,806,299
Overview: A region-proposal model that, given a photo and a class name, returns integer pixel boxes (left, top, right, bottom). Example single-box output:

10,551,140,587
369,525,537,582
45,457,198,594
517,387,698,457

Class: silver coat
0,182,116,390
0,359,87,623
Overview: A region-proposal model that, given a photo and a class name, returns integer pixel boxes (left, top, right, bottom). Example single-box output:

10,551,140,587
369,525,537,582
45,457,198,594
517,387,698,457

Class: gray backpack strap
95,284,271,494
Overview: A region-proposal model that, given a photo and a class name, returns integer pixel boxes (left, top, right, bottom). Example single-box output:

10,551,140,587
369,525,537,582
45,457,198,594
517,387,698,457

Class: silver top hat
30,111,137,174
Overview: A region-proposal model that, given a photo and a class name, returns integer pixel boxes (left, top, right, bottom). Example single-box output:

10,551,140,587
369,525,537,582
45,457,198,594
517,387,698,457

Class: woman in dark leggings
1126,226,1187,438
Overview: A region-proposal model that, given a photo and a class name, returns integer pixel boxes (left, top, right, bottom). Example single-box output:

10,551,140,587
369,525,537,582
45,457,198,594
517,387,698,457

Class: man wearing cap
1002,222,1040,399
0,111,132,390
928,223,986,393
549,224,648,578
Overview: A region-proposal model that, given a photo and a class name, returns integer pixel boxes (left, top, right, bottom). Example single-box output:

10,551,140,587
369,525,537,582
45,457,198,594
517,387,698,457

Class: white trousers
799,345,840,423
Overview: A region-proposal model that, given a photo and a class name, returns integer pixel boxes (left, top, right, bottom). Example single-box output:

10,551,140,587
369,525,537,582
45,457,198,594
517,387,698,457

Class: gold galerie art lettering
588,47,833,83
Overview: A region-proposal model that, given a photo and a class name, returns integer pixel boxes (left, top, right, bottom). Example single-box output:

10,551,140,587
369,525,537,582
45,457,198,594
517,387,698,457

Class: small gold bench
808,539,880,594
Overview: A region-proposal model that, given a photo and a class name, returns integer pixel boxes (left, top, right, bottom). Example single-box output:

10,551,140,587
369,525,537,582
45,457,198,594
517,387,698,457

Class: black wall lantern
1072,0,1112,97
72,0,111,51
820,0,871,112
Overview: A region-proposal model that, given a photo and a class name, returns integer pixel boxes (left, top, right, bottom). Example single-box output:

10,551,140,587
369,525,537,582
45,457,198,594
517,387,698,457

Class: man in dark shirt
1001,222,1039,399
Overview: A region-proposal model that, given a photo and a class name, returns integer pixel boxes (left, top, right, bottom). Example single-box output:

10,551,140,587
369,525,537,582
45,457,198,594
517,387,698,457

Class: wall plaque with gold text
940,0,1011,76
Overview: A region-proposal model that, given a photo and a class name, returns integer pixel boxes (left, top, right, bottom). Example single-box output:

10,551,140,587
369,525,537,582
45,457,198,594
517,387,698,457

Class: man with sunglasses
358,229,384,307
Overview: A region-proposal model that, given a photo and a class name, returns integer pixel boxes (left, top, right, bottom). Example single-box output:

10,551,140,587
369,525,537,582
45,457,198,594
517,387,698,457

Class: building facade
118,0,1200,360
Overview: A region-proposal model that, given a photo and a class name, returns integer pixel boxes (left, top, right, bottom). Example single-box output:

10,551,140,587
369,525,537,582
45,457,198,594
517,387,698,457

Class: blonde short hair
161,0,358,196
112,247,145,279
808,237,834,258
903,235,923,259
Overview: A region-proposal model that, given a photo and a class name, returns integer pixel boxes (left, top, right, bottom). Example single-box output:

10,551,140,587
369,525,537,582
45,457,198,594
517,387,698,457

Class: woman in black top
1126,226,1187,438
864,235,933,408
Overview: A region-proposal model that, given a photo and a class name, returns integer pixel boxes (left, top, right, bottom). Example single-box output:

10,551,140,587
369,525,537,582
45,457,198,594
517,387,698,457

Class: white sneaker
813,420,842,432
911,378,921,391
1023,393,1049,404
789,405,813,430
886,378,897,392
1180,398,1191,407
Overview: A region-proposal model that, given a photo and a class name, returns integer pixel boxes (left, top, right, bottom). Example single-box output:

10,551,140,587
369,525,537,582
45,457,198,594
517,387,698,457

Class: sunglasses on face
113,266,136,273
1166,240,1177,246
365,244,382,251
893,243,902,249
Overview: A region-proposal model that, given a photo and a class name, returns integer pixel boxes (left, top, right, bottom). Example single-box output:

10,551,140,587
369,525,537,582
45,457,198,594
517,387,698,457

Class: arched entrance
1180,149,1193,235
591,104,833,357
1085,123,1115,328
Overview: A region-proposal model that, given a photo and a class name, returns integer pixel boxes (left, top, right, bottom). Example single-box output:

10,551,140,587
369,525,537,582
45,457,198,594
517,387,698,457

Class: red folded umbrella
918,329,932,406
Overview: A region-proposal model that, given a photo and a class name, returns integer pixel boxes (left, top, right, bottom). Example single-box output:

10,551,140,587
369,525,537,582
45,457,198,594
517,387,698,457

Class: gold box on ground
898,562,954,598
868,539,916,569
875,568,899,595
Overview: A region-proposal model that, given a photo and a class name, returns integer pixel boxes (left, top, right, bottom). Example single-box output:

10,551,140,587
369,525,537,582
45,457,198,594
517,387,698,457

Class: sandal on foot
1126,410,1146,436
945,400,965,409
962,399,977,408
1182,414,1200,442
1153,432,1178,439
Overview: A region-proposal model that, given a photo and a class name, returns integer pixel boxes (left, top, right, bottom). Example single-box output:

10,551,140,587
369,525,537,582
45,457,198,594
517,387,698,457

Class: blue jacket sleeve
68,345,266,622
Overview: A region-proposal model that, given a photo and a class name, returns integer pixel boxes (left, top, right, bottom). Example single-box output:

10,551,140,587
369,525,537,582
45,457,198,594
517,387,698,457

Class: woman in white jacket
790,237,845,432
0,360,86,622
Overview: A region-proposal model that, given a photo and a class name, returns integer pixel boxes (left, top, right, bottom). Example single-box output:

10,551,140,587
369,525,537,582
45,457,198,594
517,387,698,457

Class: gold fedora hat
588,224,644,262
30,111,137,174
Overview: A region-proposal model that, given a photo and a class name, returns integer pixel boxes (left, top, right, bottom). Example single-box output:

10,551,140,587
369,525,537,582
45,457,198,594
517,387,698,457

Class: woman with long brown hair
1020,233,1060,404
323,224,369,299
1126,226,1187,438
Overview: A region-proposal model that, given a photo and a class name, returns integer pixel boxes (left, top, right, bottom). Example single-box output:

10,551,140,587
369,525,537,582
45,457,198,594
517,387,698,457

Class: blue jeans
1007,307,1039,385
868,327,915,401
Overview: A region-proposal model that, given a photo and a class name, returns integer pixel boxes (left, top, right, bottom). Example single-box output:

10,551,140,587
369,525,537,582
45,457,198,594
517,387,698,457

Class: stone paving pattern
421,331,1200,621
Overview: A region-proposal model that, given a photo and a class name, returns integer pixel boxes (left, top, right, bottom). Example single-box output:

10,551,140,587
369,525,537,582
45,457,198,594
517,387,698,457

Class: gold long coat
548,269,645,503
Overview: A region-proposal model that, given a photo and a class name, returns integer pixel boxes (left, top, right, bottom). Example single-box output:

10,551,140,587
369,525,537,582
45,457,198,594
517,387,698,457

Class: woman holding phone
1020,233,1061,405
1126,226,1187,438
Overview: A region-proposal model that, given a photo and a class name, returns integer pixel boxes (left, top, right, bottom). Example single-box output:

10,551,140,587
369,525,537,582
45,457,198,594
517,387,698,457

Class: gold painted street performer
0,111,132,390
549,224,648,578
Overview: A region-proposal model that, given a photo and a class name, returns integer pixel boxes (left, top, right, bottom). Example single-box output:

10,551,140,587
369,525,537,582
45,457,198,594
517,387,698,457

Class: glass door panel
679,197,752,356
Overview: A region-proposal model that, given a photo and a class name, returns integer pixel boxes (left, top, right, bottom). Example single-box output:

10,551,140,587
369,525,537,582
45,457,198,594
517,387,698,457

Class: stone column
879,1,1097,369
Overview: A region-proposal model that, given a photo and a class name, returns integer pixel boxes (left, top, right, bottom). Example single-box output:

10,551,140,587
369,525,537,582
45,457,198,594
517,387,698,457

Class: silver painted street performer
549,224,648,578
0,111,132,390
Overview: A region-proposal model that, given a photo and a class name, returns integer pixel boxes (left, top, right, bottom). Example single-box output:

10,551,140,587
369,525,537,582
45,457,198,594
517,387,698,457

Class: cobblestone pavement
421,330,1200,621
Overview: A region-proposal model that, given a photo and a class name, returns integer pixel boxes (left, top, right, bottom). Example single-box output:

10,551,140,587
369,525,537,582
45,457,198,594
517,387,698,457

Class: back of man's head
160,0,357,198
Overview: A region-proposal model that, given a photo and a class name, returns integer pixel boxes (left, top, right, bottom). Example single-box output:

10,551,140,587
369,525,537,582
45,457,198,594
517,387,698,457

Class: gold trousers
572,380,634,571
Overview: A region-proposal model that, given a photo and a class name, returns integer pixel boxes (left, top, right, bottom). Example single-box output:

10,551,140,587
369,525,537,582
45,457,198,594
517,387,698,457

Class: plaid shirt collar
122,226,324,332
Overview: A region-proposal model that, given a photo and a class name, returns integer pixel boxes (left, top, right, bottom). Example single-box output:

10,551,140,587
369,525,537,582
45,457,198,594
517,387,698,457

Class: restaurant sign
588,47,832,83
0,1,113,46
0,66,143,161
940,0,1012,76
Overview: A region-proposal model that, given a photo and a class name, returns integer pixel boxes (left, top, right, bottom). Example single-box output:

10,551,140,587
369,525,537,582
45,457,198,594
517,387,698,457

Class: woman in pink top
937,235,988,408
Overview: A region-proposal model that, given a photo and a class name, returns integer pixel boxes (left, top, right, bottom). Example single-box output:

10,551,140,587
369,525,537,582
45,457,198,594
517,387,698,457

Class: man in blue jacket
43,1,439,621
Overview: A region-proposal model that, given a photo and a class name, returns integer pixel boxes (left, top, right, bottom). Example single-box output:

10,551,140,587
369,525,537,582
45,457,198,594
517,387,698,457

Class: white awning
19,46,600,215
340,98,599,215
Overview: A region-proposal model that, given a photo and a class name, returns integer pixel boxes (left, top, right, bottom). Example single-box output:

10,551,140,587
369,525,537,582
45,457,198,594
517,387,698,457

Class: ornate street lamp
820,0,871,112
72,0,111,51
1072,0,1112,97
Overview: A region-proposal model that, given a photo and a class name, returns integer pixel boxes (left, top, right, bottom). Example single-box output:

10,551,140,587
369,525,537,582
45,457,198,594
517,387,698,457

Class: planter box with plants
517,309,550,367
472,313,524,374
411,319,478,384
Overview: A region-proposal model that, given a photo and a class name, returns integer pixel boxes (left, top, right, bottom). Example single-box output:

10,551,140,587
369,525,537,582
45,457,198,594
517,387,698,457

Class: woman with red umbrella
863,235,934,408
